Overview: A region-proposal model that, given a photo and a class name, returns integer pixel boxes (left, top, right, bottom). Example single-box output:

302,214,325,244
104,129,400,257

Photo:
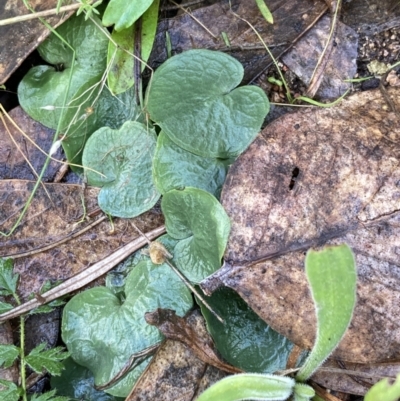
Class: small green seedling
196,244,357,401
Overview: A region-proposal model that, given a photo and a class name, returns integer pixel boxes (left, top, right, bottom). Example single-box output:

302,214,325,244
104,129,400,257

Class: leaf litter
201,86,400,367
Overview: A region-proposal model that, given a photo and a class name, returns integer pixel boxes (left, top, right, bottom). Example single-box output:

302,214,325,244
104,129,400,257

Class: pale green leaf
195,373,294,401
102,0,154,30
365,374,400,401
146,49,269,158
161,188,230,283
0,344,19,368
62,259,193,397
82,121,160,218
153,131,230,197
255,0,274,24
296,244,357,382
0,258,18,296
25,344,69,376
293,383,315,401
107,0,160,94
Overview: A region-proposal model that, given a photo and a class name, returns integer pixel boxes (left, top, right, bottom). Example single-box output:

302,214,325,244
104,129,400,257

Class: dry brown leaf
127,310,228,401
0,0,75,84
0,180,164,299
151,0,327,82
145,308,241,374
0,107,63,181
201,87,400,364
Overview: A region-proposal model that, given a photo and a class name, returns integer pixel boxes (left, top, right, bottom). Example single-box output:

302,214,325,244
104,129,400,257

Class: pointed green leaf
0,344,19,368
199,287,293,373
153,131,231,197
0,258,18,296
162,188,230,283
365,374,400,401
0,379,22,401
25,344,69,376
146,49,269,158
296,244,357,382
82,121,160,218
293,383,315,401
62,259,193,396
0,301,13,314
103,0,154,30
107,0,160,94
195,373,294,401
29,389,70,401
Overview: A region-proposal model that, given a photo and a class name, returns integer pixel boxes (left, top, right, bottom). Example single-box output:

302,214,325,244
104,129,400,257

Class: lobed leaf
0,258,18,296
0,344,19,369
146,49,269,158
25,344,69,376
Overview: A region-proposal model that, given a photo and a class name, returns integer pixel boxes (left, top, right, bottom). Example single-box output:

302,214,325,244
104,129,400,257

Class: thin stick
0,2,87,26
0,225,166,322
130,223,225,324
168,0,217,39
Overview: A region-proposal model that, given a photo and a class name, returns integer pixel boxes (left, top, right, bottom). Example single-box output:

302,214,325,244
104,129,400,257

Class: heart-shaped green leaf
82,121,160,218
103,0,154,31
107,0,160,94
146,49,270,158
18,14,108,131
153,131,231,197
199,287,294,374
62,259,193,396
161,187,230,283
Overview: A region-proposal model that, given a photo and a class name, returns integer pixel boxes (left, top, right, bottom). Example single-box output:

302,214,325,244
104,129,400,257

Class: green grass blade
255,0,273,24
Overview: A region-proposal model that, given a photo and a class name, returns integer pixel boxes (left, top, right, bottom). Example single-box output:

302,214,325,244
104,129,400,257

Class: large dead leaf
0,180,164,299
127,310,228,401
150,0,328,82
0,107,63,181
201,87,400,364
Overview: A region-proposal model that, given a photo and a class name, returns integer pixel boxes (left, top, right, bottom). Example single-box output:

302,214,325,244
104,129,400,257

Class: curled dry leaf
0,180,164,299
145,308,242,374
201,87,400,364
128,310,228,401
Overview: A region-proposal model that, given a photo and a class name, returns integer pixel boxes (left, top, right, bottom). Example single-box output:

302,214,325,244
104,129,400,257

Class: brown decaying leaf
128,310,228,401
0,107,63,181
0,180,164,299
145,308,242,374
0,0,75,84
150,0,328,82
282,15,358,99
201,87,400,365
313,359,400,395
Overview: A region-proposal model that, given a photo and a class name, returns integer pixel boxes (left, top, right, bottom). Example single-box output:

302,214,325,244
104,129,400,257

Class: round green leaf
153,131,231,197
102,0,154,31
18,14,108,131
62,260,193,396
161,187,230,282
146,49,270,158
199,287,293,373
82,121,160,218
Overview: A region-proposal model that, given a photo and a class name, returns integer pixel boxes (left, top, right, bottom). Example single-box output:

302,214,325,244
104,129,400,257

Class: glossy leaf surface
199,287,293,373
